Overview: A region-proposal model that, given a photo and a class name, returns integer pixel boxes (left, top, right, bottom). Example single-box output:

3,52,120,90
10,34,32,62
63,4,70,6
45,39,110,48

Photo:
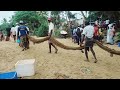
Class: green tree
0,18,10,35
10,11,48,37
12,11,41,30
51,11,63,29
87,11,120,22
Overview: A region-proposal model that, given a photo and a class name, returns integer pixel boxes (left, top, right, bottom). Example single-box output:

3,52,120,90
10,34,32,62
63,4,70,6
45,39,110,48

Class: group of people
71,23,104,44
47,18,97,63
0,25,16,41
0,18,58,53
0,21,30,51
94,18,116,45
70,18,117,63
0,17,116,63
70,20,109,63
71,25,84,45
71,22,98,63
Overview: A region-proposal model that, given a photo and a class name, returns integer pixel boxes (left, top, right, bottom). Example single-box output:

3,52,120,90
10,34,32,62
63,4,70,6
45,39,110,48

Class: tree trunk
85,11,88,17
80,11,86,26
80,11,87,20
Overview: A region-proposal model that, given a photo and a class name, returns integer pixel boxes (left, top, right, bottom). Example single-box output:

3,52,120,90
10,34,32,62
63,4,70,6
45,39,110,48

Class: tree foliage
87,11,120,22
10,11,48,37
0,18,11,35
51,11,63,29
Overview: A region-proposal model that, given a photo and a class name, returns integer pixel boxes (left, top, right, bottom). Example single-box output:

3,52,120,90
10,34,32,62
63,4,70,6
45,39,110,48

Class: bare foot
49,51,51,53
55,49,58,53
94,60,97,63
81,50,84,53
94,61,97,63
27,47,30,49
110,53,113,57
84,59,90,62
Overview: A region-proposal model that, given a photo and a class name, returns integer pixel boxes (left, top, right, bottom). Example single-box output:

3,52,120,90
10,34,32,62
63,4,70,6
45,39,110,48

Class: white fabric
108,24,113,29
107,29,111,43
15,25,19,38
80,27,83,31
26,27,29,31
48,22,54,35
11,27,16,35
107,24,114,44
105,20,110,24
95,20,98,25
73,28,77,35
80,27,84,34
82,25,94,38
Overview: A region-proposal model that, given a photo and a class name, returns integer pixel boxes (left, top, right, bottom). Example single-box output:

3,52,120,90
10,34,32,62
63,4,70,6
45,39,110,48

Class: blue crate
0,72,18,79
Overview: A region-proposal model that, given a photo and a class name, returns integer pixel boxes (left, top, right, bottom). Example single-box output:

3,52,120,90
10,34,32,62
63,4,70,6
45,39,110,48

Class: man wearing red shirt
93,24,99,40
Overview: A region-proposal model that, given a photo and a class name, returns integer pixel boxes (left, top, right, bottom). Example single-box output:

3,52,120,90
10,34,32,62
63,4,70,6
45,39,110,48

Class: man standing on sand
6,25,11,41
11,25,16,42
15,23,19,42
17,21,29,51
48,18,58,53
80,21,97,63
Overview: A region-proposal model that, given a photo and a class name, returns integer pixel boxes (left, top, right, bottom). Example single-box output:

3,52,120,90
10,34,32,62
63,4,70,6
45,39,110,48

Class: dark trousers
13,35,16,41
73,35,77,43
76,35,81,45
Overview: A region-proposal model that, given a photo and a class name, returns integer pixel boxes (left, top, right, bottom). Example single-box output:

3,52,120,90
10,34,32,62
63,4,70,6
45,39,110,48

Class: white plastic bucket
15,59,35,77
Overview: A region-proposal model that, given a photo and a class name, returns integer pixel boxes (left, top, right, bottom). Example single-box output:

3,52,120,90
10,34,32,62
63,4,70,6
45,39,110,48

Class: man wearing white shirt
15,23,19,42
106,19,110,25
105,19,110,30
11,25,16,42
81,21,97,63
48,18,58,53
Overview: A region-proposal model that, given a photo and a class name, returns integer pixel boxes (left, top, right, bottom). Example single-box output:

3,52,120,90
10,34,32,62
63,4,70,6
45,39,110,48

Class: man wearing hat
48,18,58,53
17,21,29,51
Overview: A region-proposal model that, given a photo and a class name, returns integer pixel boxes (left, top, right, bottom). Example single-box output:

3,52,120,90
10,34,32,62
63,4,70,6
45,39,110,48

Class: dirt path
0,37,120,79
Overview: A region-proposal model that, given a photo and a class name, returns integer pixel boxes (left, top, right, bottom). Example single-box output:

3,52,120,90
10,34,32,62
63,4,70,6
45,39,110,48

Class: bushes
114,29,120,43
34,23,48,37
54,29,61,38
32,14,49,37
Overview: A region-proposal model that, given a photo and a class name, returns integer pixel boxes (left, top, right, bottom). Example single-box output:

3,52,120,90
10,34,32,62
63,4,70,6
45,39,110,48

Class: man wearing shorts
48,18,58,53
80,22,97,63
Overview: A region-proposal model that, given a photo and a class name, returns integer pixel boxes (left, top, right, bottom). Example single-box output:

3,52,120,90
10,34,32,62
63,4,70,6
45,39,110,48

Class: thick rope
28,35,120,56
50,37,84,50
94,39,120,56
27,35,50,43
28,35,84,50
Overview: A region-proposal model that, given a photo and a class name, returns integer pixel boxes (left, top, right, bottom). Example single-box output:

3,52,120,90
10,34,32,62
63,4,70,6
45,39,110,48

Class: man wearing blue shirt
17,21,29,51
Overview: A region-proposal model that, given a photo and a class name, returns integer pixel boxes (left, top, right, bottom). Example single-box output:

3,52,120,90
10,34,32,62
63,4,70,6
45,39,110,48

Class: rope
28,35,120,56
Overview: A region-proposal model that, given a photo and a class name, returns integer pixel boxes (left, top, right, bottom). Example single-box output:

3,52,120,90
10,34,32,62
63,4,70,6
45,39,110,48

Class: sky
0,11,15,24
0,11,85,24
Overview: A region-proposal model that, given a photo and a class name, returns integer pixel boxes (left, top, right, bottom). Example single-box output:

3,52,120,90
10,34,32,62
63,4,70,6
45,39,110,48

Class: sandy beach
0,37,120,79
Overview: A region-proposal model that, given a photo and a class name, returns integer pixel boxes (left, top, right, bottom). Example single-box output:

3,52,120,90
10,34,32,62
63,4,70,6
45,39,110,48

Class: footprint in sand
80,66,92,74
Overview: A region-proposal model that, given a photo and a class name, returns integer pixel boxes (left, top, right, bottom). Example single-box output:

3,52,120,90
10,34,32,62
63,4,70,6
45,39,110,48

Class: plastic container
15,59,35,77
118,42,120,47
0,71,17,79
16,39,21,43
